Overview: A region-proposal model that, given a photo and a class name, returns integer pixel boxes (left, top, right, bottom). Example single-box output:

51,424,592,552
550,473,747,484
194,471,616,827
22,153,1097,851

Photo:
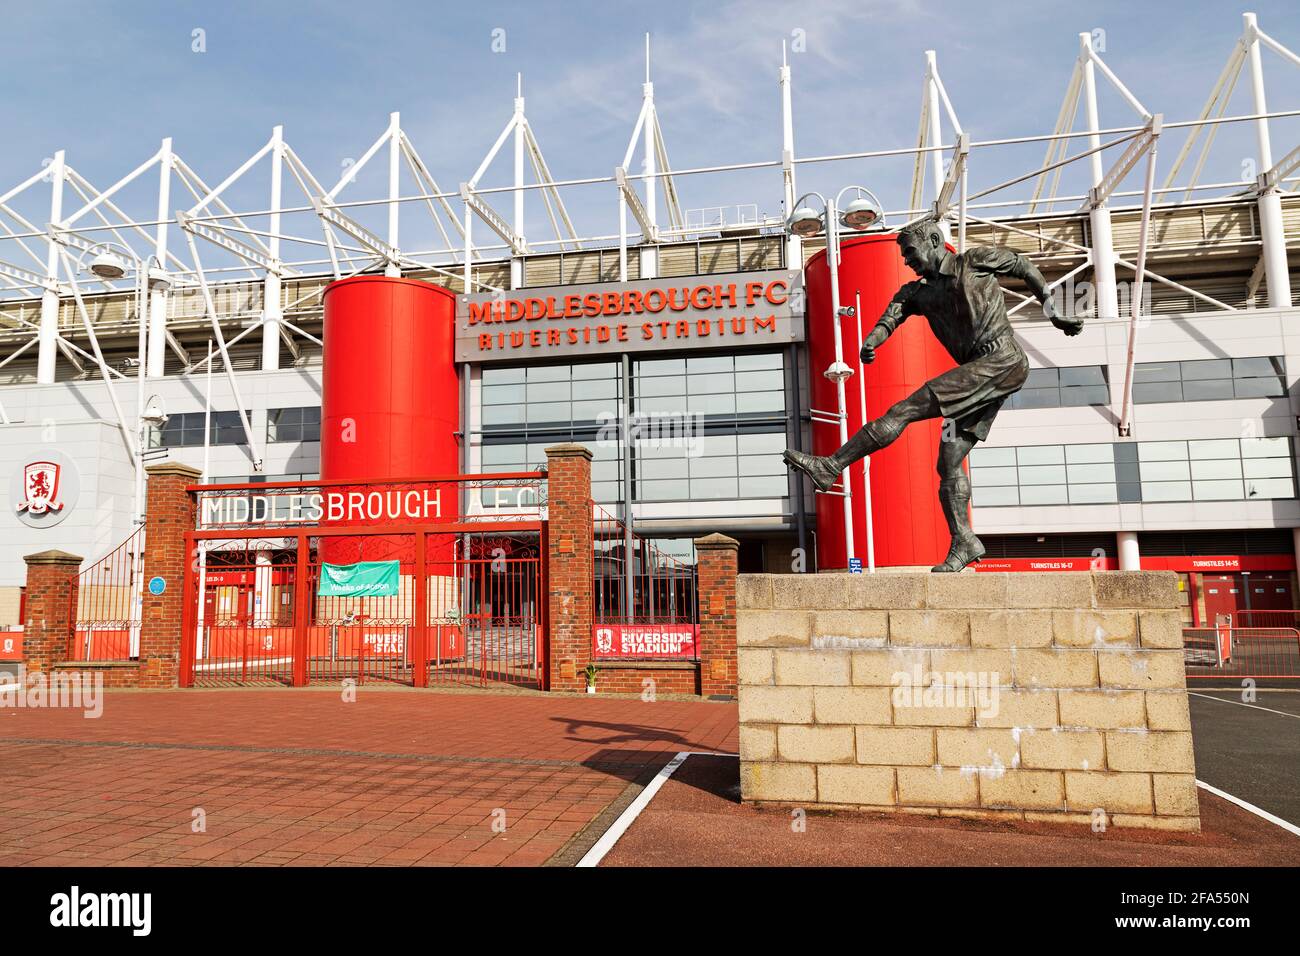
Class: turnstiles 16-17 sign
457,269,804,362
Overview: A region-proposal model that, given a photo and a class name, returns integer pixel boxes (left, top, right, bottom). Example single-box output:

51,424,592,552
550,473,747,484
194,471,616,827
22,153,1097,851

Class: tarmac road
1187,687,1300,829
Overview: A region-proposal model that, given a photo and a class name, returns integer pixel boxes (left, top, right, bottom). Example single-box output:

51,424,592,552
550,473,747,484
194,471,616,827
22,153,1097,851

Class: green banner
317,560,400,597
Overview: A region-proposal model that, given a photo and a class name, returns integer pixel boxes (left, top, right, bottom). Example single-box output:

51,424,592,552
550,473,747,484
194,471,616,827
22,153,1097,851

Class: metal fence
592,504,698,628
71,526,144,661
1183,625,1300,679
185,472,548,689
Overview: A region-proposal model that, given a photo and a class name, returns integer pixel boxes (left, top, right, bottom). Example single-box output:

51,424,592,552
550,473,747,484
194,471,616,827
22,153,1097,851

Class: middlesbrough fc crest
16,461,64,516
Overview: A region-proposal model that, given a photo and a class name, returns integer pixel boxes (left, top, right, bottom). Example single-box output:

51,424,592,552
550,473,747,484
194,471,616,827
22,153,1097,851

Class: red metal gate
181,474,547,690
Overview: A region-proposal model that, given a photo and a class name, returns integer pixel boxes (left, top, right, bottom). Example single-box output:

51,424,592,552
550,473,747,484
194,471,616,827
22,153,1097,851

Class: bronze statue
785,218,1084,572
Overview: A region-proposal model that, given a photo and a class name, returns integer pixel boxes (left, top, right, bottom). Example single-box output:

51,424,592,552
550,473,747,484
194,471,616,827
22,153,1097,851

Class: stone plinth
736,572,1199,832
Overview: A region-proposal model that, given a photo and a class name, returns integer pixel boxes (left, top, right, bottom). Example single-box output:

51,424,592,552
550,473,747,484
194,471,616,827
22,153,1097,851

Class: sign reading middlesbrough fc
456,269,803,362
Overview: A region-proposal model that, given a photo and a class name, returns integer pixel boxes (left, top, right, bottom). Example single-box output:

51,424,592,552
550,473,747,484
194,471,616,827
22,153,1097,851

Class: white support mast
1245,12,1293,308
36,151,66,384
146,138,172,377
1080,32,1120,329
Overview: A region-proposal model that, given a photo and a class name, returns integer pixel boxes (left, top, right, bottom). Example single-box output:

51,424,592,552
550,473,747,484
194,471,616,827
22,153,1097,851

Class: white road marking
1196,780,1300,837
1189,691,1300,720
577,750,737,867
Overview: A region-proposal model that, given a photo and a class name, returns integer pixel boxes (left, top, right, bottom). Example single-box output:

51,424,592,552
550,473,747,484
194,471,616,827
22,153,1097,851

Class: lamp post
81,244,170,528
80,244,169,659
787,186,886,572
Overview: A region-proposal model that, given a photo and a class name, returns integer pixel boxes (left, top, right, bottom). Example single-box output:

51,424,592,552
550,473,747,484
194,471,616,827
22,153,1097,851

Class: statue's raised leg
784,386,940,493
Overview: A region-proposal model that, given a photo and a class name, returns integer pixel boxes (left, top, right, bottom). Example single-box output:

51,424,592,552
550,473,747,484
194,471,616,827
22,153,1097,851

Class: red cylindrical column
805,234,954,570
321,276,460,481
319,277,462,666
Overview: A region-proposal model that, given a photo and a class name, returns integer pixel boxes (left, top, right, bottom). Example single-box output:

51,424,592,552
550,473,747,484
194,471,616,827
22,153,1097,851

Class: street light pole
787,187,886,573
823,198,856,566
81,244,169,660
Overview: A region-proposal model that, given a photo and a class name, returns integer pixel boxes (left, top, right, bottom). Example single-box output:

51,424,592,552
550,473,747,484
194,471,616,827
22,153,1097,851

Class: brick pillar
695,533,739,698
545,443,593,692
139,462,201,688
21,551,83,675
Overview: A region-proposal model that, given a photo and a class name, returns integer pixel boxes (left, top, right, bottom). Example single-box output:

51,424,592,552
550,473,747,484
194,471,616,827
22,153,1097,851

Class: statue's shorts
925,337,1030,443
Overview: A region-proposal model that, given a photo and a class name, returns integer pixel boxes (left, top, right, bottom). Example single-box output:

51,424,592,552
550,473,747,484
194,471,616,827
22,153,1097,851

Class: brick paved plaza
0,689,738,867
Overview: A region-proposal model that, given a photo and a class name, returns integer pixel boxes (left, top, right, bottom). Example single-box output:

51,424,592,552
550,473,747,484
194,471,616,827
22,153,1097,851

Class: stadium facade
1,13,1298,632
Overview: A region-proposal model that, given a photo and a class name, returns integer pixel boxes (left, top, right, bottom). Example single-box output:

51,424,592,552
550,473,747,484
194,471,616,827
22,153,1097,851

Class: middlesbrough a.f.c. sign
457,269,803,362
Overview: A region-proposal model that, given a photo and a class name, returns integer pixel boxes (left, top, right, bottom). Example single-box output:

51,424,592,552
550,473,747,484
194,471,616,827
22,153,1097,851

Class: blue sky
2,0,1298,259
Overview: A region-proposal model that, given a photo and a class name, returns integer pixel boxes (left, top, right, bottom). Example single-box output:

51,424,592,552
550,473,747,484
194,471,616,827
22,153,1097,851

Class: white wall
974,307,1300,535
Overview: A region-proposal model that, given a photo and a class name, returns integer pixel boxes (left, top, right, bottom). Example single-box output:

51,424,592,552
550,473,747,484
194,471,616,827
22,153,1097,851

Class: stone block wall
737,571,1199,831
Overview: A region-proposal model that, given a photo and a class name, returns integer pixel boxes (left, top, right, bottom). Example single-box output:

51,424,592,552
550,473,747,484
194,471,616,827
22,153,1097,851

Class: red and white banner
592,623,698,660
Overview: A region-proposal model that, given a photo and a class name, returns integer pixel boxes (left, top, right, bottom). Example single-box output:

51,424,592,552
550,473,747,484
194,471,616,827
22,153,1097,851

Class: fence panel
1183,626,1300,679
425,532,543,689
193,541,297,687
592,504,699,662
72,527,144,661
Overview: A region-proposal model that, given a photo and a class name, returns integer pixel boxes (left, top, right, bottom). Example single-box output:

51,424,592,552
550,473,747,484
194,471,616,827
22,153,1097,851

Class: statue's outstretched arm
972,246,1083,336
861,281,921,363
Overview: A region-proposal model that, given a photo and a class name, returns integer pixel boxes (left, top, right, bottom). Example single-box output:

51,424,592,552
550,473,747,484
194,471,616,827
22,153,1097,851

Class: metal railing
592,502,697,628
1183,625,1300,679
71,526,144,661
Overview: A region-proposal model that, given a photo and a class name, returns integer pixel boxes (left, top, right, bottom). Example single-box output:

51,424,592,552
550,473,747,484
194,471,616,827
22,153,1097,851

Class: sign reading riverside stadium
456,269,803,362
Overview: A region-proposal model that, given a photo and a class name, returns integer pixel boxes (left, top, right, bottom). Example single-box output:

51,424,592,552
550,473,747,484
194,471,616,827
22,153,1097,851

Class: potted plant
583,662,598,694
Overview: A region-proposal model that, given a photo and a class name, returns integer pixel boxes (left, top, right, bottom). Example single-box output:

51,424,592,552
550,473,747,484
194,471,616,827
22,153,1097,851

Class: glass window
1069,483,1118,504
1066,443,1114,464
1019,485,1068,505
267,406,320,443
1060,366,1106,387
152,411,251,448
1190,459,1242,481
971,438,1295,507
970,466,1018,487
1019,465,1067,485
1017,446,1064,466
1140,460,1190,482
970,446,1016,467
1142,481,1191,502
1132,381,1183,403
739,476,787,497
1139,441,1189,462
1023,368,1060,388
1242,457,1291,479
1180,359,1232,380
973,486,1019,507
1246,477,1295,499
1134,356,1288,404
1242,436,1290,458
630,351,788,504
1059,385,1109,406
1193,480,1244,501
1067,463,1116,484
1134,362,1181,383
1233,377,1285,398
1188,439,1238,460
1004,365,1106,408
1181,379,1234,401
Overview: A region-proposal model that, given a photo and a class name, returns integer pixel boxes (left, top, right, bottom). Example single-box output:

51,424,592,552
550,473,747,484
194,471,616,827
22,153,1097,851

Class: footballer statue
784,218,1084,573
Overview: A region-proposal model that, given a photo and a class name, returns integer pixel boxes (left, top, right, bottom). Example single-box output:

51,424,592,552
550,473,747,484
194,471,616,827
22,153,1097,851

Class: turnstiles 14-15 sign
457,269,804,362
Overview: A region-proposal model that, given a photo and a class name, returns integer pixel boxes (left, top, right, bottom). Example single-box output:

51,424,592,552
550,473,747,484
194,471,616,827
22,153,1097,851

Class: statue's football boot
932,474,984,572
782,449,843,493
932,533,986,573
784,421,902,495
